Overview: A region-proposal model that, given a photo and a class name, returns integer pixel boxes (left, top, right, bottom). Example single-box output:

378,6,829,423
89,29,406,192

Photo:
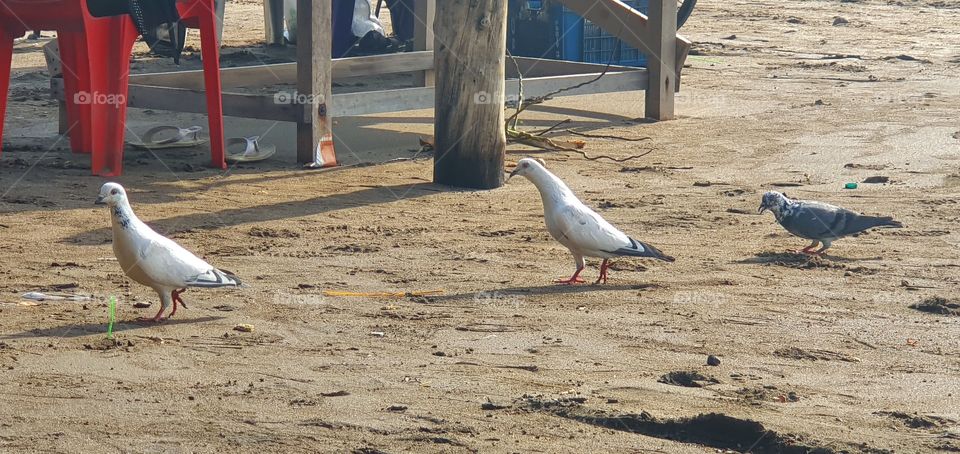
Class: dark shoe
357,31,399,53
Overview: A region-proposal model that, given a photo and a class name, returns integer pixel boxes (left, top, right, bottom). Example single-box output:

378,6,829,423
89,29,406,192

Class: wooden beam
433,0,508,189
413,0,435,87
50,81,301,122
128,51,435,90
52,67,648,120
554,0,690,79
644,0,676,120
509,57,641,78
126,52,642,92
296,0,336,166
336,69,648,117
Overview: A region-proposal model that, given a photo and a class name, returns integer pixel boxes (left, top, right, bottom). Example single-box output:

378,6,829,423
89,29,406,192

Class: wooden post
644,0,677,120
296,0,337,166
42,39,68,135
264,0,286,45
433,0,507,189
413,0,435,87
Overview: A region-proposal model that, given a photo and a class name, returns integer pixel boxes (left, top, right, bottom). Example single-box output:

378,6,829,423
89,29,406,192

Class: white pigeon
508,158,674,284
95,182,242,322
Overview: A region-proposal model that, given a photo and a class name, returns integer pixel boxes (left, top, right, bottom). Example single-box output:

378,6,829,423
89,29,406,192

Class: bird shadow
432,282,651,303
737,251,882,265
0,316,225,340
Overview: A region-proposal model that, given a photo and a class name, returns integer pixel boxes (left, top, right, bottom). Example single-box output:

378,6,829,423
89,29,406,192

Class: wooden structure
48,0,690,188
433,0,507,189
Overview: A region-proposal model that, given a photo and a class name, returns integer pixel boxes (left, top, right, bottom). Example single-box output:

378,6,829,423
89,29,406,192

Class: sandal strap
141,125,203,145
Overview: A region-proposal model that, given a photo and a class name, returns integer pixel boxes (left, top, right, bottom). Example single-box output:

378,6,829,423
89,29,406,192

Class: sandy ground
1,0,960,452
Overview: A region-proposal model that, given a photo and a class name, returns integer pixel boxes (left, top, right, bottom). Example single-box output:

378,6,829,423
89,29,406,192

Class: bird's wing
781,201,863,239
133,232,216,289
549,202,632,255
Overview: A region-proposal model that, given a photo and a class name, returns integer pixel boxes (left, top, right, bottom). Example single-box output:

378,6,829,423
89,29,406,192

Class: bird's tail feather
186,268,243,288
860,215,903,230
616,238,675,262
875,216,903,228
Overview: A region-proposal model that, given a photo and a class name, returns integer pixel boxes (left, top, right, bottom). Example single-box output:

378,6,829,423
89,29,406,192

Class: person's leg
332,0,357,57
385,0,414,42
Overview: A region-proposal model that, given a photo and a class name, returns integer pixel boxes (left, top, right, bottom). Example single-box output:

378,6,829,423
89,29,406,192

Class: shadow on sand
0,316,225,340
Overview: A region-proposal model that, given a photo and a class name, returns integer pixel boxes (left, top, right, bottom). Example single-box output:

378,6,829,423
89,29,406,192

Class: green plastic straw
107,296,116,339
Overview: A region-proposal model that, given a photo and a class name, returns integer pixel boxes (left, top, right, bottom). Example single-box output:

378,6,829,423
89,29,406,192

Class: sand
1,0,959,452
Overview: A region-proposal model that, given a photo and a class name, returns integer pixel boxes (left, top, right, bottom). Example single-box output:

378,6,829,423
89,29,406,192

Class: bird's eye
522,162,529,168
110,189,118,195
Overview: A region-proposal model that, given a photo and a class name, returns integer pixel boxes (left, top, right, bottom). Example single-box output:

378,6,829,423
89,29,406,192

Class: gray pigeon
509,158,674,284
758,191,902,254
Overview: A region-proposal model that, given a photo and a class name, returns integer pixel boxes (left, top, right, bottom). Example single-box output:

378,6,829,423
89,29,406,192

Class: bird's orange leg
555,267,586,285
139,304,166,323
792,241,819,255
168,289,187,318
594,259,610,285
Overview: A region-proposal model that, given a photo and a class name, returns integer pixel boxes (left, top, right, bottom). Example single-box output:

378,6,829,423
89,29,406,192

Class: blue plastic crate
557,0,648,67
507,0,649,68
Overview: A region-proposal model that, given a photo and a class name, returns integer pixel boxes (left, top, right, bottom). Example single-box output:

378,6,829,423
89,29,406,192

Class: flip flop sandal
128,125,208,150
225,136,277,163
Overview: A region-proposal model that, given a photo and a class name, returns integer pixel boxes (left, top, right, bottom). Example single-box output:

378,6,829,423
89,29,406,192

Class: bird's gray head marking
758,191,792,219
95,182,128,207
507,157,547,182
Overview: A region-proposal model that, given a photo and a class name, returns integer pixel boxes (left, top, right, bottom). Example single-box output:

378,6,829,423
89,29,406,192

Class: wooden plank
555,0,689,79
433,0,508,189
50,80,300,122
329,70,647,116
296,0,336,166
506,70,649,99
332,87,434,117
52,69,648,119
644,0,676,120
128,51,435,90
509,57,641,78
331,51,433,83
335,70,648,116
413,0,435,86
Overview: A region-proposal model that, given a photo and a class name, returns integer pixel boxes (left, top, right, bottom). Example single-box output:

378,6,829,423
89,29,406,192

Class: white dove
96,182,242,322
509,158,674,284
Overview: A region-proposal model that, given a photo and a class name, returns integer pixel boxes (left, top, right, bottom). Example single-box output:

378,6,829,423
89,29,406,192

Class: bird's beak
507,168,519,182
758,204,767,214
95,196,106,205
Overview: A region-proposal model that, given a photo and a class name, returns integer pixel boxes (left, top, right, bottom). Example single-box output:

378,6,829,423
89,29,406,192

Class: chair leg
198,6,225,170
58,30,94,154
87,17,138,176
0,30,18,157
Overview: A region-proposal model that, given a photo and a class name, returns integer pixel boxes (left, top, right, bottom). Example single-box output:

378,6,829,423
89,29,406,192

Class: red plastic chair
0,0,225,176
